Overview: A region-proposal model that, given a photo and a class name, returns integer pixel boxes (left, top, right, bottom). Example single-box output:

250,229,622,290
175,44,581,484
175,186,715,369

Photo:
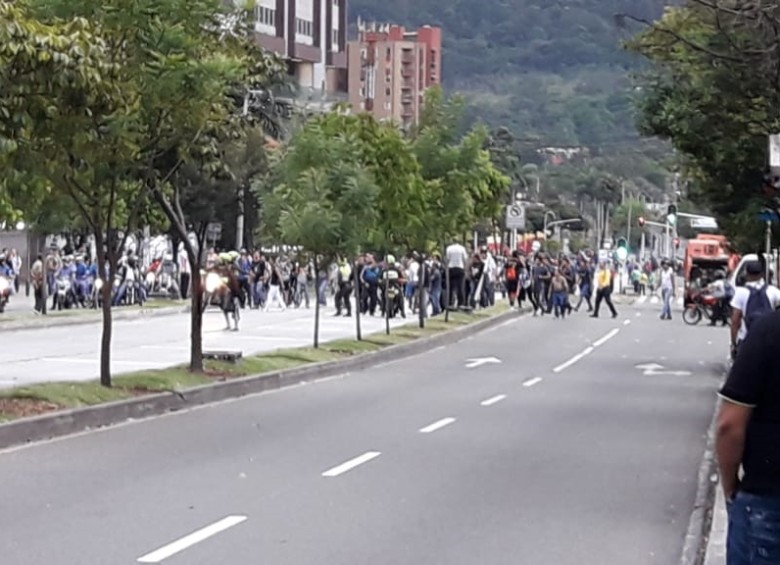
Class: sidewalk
0,293,188,331
704,485,727,565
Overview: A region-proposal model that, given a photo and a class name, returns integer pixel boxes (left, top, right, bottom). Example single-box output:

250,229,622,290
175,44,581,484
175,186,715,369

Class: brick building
347,21,442,129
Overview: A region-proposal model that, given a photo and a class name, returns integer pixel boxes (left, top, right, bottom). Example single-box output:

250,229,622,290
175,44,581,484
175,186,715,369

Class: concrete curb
679,380,724,565
0,304,190,332
0,308,525,449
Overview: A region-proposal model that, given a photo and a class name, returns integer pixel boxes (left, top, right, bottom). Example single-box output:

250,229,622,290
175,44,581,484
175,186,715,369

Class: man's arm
718,320,770,499
730,308,742,349
716,400,752,500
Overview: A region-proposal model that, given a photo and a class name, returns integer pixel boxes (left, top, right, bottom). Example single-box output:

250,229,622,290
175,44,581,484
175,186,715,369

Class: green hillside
349,0,665,148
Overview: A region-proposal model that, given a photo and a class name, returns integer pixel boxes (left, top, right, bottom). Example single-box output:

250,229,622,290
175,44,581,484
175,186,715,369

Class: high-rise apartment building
347,21,442,129
252,0,348,97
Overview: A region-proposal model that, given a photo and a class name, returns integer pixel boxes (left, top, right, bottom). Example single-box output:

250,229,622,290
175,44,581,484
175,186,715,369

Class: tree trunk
418,254,426,329
384,274,391,335
354,257,362,341
95,230,113,387
313,255,320,348
189,267,204,372
444,246,451,323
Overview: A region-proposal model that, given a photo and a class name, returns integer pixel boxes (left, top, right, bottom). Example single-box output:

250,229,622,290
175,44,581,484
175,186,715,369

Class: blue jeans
430,287,442,316
728,491,780,564
661,287,673,318
552,291,567,317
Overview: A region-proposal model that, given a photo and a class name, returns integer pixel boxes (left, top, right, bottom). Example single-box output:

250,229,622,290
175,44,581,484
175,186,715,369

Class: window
296,18,313,37
384,101,391,110
386,47,391,61
332,29,339,48
385,87,391,96
255,6,276,27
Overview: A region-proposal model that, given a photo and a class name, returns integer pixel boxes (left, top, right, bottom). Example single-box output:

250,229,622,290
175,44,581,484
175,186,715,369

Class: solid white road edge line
137,515,247,563
552,346,594,373
419,417,457,434
480,394,507,406
523,377,542,387
593,328,620,347
321,451,382,477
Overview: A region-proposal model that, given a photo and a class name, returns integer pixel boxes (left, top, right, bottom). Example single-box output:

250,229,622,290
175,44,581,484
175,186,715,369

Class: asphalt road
0,302,407,387
0,298,723,564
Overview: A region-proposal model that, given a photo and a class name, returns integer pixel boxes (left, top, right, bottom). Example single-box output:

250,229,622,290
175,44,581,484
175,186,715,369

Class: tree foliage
629,1,780,249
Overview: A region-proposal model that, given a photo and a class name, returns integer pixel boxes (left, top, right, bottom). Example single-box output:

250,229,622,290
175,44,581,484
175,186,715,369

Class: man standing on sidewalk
716,309,780,564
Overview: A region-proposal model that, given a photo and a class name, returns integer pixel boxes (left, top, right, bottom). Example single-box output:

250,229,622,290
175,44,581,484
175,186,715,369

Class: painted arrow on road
465,357,502,369
636,363,691,376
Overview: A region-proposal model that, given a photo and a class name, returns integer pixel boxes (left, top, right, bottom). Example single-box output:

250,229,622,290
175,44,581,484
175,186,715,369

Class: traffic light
615,237,628,261
638,216,645,227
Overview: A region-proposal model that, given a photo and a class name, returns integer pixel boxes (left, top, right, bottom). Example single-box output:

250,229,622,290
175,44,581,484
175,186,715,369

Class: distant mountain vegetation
349,0,666,149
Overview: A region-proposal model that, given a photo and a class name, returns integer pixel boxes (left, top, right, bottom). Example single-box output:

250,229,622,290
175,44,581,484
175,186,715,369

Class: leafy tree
1,0,163,386
628,2,779,249
412,88,509,243
314,112,430,252
262,121,379,347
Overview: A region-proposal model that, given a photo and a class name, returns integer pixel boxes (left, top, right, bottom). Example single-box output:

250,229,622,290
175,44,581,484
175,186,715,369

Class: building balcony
254,32,286,55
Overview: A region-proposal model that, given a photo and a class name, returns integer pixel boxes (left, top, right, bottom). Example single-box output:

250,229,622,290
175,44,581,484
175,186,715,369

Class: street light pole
543,211,556,251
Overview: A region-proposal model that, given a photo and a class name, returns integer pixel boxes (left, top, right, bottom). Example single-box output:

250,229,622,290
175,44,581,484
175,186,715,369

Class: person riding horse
205,252,241,331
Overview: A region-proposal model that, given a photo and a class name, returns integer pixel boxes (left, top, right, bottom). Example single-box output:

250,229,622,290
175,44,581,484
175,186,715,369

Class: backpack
505,264,517,282
744,284,773,330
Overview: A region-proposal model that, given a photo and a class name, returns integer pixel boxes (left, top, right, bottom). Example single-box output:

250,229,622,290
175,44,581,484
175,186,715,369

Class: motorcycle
0,275,10,313
54,276,76,310
683,290,731,326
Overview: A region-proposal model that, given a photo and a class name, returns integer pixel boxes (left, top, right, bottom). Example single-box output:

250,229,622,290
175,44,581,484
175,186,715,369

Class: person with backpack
730,260,780,359
503,251,520,308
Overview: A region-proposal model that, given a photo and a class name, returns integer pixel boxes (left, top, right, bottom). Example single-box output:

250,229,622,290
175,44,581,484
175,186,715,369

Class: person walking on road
549,268,569,319
590,260,617,319
729,260,780,360
574,257,593,312
717,309,780,564
659,260,676,320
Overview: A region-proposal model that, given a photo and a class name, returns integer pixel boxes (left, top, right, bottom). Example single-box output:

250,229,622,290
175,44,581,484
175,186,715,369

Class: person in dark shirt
717,310,780,564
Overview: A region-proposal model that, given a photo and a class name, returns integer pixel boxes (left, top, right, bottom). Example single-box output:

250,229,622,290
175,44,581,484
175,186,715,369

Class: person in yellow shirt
590,261,618,318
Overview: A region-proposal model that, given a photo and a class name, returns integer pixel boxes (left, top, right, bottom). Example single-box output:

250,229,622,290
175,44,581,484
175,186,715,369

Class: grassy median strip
0,304,509,421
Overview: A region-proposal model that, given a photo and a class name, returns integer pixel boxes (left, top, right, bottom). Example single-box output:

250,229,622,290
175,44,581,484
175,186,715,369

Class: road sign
505,204,526,230
770,134,780,168
758,210,779,223
690,217,718,229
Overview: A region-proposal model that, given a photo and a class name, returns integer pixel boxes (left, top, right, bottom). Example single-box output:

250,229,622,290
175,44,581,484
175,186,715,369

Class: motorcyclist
73,255,91,306
707,270,732,326
381,255,405,319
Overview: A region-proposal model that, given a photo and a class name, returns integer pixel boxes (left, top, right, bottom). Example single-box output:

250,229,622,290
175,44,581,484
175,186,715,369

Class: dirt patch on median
0,398,61,419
